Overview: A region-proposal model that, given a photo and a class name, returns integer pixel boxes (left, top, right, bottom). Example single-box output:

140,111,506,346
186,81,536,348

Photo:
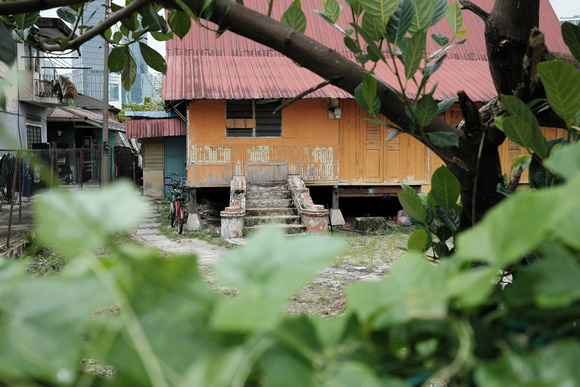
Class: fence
0,148,141,252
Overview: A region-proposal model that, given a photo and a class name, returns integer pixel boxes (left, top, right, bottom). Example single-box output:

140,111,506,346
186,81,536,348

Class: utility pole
102,0,110,186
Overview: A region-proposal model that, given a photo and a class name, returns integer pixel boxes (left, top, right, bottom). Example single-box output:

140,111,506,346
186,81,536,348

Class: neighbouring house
149,0,568,232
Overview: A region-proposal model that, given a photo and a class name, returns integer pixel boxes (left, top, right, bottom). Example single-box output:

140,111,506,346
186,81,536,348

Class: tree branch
458,0,489,22
0,0,87,15
36,0,154,52
273,80,331,114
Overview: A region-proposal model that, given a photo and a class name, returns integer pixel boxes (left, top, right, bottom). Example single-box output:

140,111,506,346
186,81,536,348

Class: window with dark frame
26,124,41,149
226,100,282,137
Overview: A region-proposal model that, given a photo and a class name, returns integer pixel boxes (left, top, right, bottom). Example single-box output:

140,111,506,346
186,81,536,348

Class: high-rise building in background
71,0,156,104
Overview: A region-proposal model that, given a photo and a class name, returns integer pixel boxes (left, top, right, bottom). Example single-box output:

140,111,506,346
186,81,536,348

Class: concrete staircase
244,184,306,234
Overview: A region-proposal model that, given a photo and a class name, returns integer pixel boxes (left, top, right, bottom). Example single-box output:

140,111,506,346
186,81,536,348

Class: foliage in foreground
0,136,578,386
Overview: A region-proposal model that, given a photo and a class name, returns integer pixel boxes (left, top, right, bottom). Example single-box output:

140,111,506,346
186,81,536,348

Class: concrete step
246,198,294,208
244,215,301,227
247,184,289,192
246,223,307,235
246,207,297,216
246,190,292,200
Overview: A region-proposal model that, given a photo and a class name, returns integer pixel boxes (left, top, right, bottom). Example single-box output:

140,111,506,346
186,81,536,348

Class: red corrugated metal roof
126,117,187,139
163,0,568,102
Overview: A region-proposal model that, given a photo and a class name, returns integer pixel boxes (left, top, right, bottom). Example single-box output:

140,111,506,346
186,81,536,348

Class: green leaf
323,0,342,23
447,267,495,306
13,11,39,30
544,141,580,181
495,116,536,154
431,166,460,212
211,226,345,332
428,132,459,147
122,54,137,91
431,0,447,27
404,28,427,79
438,97,456,114
350,22,385,62
501,94,548,158
362,13,385,42
120,11,138,32
562,22,580,62
57,7,77,24
354,74,381,116
150,31,175,41
474,341,580,387
108,46,128,73
344,36,360,54
444,2,463,33
348,254,449,327
139,4,168,33
408,0,435,34
345,0,364,16
431,33,449,46
398,189,426,223
537,61,580,127
455,174,580,268
314,9,345,34
386,0,414,45
168,10,192,39
281,0,307,33
113,31,123,44
413,94,438,128
424,54,445,76
408,228,429,251
359,0,399,26
0,23,16,66
33,181,148,257
139,42,167,74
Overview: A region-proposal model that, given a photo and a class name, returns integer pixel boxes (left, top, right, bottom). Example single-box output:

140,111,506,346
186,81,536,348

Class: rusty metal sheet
126,118,186,139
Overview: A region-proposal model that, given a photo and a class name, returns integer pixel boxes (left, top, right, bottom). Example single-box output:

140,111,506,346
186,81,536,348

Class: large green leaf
211,226,345,332
0,24,16,66
408,0,435,34
168,10,192,39
408,228,429,252
501,94,548,158
56,7,77,25
139,43,167,74
544,138,580,181
455,174,580,268
444,2,463,33
362,13,385,42
108,46,128,73
359,0,399,26
562,21,580,63
431,166,460,212
537,61,580,127
404,28,427,79
350,22,385,62
122,54,138,91
386,0,414,45
431,0,447,27
281,0,307,33
429,131,458,147
398,189,426,223
322,0,342,23
495,116,535,154
354,74,381,116
347,254,449,327
13,11,39,30
413,93,439,128
0,259,114,384
33,181,148,257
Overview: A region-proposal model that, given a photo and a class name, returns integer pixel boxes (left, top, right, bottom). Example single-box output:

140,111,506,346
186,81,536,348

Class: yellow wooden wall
187,98,563,188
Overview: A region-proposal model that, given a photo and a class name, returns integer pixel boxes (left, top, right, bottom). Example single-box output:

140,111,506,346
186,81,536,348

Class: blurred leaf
425,54,445,75
348,254,449,327
0,24,16,66
362,13,384,42
455,175,580,268
447,267,495,306
359,0,399,26
211,226,345,332
562,22,580,62
13,11,39,30
444,2,463,33
386,0,414,45
345,0,364,16
343,36,360,54
57,7,77,24
537,61,580,127
429,131,459,147
544,140,580,180
139,42,167,74
431,166,460,211
150,31,175,41
408,228,428,252
33,181,148,257
438,96,457,114
281,0,307,33
474,341,580,387
350,22,385,62
405,28,427,79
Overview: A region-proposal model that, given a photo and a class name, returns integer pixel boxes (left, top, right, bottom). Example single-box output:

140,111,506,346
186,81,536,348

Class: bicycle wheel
178,208,184,234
